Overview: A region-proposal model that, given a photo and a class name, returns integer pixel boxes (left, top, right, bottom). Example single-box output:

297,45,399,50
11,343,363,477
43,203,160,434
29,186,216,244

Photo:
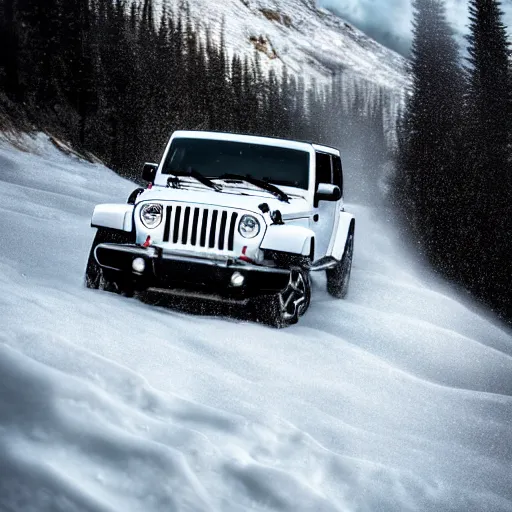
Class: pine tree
265,67,281,136
395,0,464,273
238,56,255,134
58,0,99,145
464,0,512,318
1,0,22,102
278,66,292,138
16,0,61,108
231,54,244,132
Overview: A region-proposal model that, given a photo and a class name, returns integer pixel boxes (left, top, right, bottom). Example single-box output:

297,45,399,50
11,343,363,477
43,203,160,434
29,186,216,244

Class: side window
315,152,333,188
332,156,343,196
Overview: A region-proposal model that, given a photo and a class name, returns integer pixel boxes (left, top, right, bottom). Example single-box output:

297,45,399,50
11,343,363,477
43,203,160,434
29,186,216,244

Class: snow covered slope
165,0,408,91
1,134,512,511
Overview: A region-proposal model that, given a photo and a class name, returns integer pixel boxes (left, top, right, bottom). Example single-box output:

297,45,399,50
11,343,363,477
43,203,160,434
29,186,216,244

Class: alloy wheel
279,269,308,321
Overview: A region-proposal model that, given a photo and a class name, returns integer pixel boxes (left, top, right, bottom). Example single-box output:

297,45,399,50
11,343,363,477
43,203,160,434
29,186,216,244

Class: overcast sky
319,0,512,56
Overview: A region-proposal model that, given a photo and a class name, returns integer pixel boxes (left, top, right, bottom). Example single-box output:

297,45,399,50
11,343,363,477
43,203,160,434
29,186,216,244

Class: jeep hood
135,185,311,218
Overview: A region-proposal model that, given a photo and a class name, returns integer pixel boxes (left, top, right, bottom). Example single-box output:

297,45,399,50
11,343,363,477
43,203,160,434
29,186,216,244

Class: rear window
162,138,310,189
315,152,332,187
332,155,343,195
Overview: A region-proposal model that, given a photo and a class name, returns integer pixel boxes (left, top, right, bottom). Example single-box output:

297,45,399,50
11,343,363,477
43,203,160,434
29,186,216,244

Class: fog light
231,271,245,287
132,257,146,273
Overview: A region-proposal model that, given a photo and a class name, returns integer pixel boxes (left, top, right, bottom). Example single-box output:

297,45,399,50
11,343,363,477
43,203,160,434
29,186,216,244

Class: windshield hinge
167,176,181,189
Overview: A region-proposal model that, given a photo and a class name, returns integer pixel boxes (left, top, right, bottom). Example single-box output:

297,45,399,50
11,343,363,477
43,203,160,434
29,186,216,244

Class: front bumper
94,243,291,299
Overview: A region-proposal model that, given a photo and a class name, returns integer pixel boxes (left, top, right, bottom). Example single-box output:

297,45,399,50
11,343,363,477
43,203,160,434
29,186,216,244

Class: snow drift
0,134,511,511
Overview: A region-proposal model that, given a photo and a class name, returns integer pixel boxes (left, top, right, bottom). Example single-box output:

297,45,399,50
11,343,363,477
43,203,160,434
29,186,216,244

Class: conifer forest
394,0,511,324
0,0,389,177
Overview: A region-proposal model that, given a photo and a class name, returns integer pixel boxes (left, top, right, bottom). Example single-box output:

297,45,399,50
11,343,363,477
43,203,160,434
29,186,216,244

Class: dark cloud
319,0,512,57
320,0,412,56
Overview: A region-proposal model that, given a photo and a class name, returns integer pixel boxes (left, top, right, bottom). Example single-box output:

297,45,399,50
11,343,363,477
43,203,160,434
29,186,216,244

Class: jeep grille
163,205,239,252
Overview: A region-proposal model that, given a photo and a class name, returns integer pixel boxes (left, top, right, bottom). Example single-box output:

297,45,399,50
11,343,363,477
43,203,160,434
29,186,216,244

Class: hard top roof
172,130,341,156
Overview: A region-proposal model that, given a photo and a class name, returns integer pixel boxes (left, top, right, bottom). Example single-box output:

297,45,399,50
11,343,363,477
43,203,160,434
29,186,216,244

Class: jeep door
313,151,342,259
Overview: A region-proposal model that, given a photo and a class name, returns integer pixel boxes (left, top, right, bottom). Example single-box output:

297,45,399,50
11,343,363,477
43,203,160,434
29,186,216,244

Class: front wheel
253,267,311,328
84,228,134,295
326,230,354,299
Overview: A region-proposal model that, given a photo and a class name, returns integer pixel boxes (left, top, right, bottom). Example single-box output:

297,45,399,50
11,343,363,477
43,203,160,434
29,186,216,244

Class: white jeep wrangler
85,131,355,327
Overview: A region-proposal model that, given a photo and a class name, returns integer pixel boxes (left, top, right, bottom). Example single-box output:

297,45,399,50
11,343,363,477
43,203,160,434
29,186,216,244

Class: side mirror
142,162,158,183
315,183,341,204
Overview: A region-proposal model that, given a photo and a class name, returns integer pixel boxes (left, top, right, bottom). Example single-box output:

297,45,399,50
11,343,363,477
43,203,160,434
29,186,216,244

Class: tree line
0,0,391,184
394,0,511,323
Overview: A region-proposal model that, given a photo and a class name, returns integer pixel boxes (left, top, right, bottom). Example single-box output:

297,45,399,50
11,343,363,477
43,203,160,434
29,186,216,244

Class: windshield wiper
217,173,289,203
167,167,221,192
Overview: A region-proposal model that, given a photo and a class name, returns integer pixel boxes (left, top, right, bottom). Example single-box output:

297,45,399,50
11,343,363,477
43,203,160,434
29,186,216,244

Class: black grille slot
190,207,200,246
228,212,238,251
173,206,182,243
163,206,172,242
200,210,208,247
218,211,228,250
162,205,238,252
209,210,219,248
182,207,191,244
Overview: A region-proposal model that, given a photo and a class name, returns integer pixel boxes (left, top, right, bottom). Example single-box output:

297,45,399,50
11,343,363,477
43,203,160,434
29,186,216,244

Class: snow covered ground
1,134,511,512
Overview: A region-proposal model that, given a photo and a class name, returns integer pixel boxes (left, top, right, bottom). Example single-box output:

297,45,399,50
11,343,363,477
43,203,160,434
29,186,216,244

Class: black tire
84,228,134,295
254,267,311,328
326,229,354,299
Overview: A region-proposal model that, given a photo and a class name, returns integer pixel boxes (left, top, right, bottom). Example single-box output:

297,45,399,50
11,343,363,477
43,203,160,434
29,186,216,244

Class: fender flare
91,204,134,233
261,224,315,256
127,188,145,205
329,212,355,261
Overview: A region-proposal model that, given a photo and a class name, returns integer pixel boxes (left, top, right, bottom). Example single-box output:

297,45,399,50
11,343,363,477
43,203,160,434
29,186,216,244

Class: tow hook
240,246,254,263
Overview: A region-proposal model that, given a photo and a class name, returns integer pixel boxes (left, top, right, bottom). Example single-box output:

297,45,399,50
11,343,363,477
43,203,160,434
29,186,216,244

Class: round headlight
140,203,163,229
239,214,260,239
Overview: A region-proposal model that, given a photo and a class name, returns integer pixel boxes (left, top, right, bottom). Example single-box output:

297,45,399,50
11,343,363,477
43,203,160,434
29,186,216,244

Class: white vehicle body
87,131,355,327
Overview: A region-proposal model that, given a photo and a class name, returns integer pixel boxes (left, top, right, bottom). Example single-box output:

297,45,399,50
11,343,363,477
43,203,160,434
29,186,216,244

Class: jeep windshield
162,138,310,190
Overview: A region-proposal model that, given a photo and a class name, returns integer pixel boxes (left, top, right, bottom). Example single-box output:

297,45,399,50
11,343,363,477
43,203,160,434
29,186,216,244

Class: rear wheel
326,229,354,299
254,267,311,328
85,228,134,295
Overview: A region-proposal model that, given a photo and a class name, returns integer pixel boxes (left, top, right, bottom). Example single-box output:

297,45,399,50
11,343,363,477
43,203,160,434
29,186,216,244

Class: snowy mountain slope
164,0,408,92
1,134,512,511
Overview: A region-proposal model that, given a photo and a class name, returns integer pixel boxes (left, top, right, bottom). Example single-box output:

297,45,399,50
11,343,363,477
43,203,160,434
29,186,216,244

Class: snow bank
0,134,511,511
